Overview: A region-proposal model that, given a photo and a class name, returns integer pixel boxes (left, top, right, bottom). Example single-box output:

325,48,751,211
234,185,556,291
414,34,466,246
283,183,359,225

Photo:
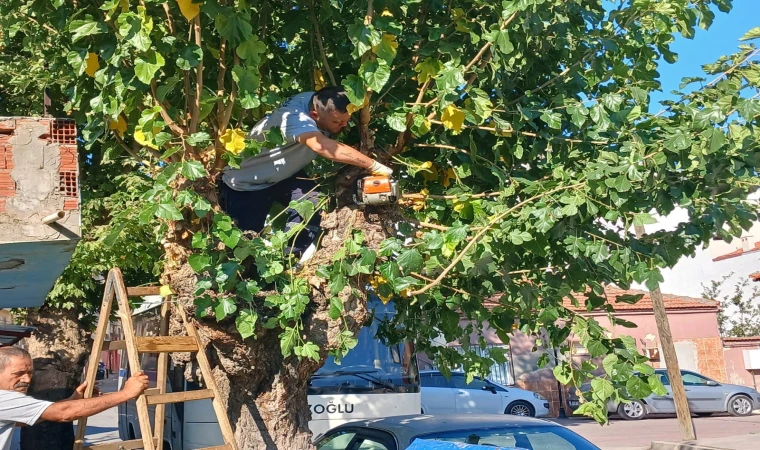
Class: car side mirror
706,380,719,387
482,386,497,394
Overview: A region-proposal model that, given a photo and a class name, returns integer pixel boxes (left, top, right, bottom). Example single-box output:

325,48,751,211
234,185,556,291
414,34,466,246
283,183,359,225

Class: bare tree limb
408,182,585,296
162,3,175,34
216,38,228,119
310,1,336,86
189,15,204,135
150,80,186,136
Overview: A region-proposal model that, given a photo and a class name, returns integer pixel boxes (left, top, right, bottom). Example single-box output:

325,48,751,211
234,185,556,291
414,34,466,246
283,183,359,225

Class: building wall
723,342,760,389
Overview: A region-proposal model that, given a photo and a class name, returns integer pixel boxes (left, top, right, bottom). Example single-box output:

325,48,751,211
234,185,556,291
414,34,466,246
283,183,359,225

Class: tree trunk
164,202,393,449
20,306,91,450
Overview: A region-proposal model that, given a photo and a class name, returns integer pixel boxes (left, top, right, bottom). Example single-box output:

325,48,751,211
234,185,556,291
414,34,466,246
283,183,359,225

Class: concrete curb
650,441,732,450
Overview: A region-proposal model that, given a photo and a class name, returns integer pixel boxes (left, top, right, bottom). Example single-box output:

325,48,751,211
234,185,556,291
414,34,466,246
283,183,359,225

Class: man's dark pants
219,171,321,257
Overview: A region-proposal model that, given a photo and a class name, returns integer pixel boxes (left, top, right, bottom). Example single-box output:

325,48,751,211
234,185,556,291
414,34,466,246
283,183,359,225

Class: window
316,430,394,450
416,425,592,450
657,372,670,386
421,373,449,388
681,372,712,386
450,375,490,391
317,431,355,450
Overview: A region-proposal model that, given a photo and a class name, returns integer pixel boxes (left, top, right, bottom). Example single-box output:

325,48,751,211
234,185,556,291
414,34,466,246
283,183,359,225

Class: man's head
309,86,352,135
0,347,33,394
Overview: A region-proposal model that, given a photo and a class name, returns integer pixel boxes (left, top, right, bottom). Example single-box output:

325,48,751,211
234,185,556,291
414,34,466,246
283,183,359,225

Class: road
555,413,760,450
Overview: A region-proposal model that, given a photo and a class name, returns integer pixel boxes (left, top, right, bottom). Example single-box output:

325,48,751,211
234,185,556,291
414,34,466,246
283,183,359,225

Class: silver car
314,414,601,450
568,369,760,420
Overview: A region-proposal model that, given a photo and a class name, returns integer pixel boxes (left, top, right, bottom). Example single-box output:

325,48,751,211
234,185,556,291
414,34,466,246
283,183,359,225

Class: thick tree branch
408,182,585,296
189,15,204,135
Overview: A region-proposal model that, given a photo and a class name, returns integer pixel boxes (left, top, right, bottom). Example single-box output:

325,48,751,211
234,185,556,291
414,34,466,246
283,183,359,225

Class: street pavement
554,413,760,450
78,372,121,446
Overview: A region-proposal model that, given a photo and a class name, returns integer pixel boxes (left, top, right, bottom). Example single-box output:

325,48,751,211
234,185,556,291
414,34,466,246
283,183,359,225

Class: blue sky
650,0,759,111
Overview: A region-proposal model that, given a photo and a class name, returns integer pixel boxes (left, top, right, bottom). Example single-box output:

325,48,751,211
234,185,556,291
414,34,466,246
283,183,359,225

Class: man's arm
297,132,392,175
40,372,149,422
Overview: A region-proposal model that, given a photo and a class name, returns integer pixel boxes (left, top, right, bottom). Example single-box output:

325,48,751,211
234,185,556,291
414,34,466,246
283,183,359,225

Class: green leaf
601,93,624,112
492,30,514,55
288,198,316,220
116,11,152,51
279,326,299,357
540,111,562,129
645,269,664,292
626,376,652,399
397,249,423,273
739,27,760,41
235,309,258,339
236,36,266,64
134,51,165,85
602,354,619,376
586,340,608,358
214,297,237,321
342,75,366,106
215,12,253,46
436,65,466,94
219,229,242,249
299,342,320,361
386,113,407,132
360,60,391,92
414,58,443,85
155,203,183,220
590,378,614,402
188,254,212,272
191,232,207,249
177,44,203,70
69,18,108,43
664,130,690,152
181,161,207,180
633,213,657,226
329,297,344,320
66,50,87,76
347,20,381,59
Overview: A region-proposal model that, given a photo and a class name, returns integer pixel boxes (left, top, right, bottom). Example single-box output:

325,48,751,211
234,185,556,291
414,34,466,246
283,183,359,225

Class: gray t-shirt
222,92,328,191
0,390,52,450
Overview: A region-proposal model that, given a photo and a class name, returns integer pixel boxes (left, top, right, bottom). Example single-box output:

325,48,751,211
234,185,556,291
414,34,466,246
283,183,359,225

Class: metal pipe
42,211,65,224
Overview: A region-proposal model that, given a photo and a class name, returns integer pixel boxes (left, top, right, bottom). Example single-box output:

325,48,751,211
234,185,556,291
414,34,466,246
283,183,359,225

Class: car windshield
309,297,419,395
414,425,598,450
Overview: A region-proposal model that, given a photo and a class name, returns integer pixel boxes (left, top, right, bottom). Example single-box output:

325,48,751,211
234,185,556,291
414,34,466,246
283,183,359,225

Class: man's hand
68,381,101,401
121,371,150,399
369,160,393,176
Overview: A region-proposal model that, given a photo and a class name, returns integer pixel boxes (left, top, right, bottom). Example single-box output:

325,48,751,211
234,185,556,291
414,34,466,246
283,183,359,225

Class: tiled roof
712,241,760,262
563,286,719,312
483,286,718,313
723,336,760,342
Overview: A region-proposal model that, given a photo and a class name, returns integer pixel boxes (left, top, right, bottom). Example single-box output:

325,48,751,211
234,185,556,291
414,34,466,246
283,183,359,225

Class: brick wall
0,117,80,241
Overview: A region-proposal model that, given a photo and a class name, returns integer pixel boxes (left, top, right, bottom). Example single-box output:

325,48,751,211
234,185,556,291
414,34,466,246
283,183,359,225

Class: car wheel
728,395,754,417
618,400,647,420
506,401,535,417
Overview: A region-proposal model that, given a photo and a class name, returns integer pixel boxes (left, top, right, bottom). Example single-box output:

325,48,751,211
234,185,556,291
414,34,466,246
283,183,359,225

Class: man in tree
219,86,393,259
0,347,149,450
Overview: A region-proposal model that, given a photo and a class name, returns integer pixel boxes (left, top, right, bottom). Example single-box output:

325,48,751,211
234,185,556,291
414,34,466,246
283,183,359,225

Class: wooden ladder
73,267,238,450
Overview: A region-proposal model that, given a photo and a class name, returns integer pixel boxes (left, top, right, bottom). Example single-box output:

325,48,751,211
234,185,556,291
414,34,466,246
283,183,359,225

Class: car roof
321,414,560,446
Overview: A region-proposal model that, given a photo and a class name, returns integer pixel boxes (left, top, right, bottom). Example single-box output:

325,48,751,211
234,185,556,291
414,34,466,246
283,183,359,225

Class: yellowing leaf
313,68,326,91
414,58,443,85
442,168,456,187
84,52,100,77
119,0,129,12
441,104,465,133
159,285,173,297
421,165,439,181
381,8,393,17
411,188,428,211
453,200,467,213
108,115,127,136
220,128,246,154
452,8,466,21
134,130,158,149
177,0,201,21
372,33,398,62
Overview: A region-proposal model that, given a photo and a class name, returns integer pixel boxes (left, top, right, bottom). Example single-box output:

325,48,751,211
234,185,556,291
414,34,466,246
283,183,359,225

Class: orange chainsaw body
355,176,399,205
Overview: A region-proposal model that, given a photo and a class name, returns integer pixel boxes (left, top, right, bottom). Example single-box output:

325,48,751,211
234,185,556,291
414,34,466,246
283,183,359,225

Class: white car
420,370,550,417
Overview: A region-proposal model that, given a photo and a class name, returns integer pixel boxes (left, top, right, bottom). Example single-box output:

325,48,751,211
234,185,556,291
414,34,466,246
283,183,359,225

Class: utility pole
635,224,696,441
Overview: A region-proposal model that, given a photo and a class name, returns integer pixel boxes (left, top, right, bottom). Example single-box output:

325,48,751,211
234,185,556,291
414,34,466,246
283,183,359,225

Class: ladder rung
145,389,215,405
81,438,158,450
102,340,126,351
137,336,199,352
102,337,198,353
126,286,162,296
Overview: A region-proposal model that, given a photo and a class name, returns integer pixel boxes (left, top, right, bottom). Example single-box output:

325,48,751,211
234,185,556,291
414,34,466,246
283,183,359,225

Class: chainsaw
354,175,400,206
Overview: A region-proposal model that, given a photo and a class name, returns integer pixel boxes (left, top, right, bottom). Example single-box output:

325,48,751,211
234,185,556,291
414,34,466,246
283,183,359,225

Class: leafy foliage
2,0,760,427
705,274,760,338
